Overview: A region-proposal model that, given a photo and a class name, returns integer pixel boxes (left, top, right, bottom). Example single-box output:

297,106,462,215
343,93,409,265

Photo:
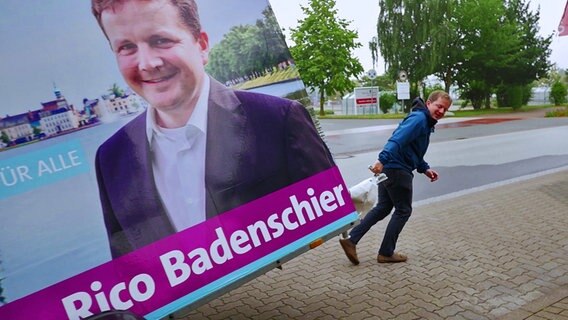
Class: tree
358,73,395,91
455,0,517,109
457,0,551,109
376,0,551,110
289,0,363,116
377,0,461,109
429,0,461,93
32,126,42,137
501,0,551,86
550,81,568,105
1,131,10,145
206,6,293,83
378,0,437,86
379,92,397,113
109,83,124,98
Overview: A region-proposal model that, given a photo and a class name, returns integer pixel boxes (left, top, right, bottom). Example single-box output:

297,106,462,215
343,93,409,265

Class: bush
550,81,568,106
496,85,523,110
379,92,397,114
522,84,533,105
545,107,568,117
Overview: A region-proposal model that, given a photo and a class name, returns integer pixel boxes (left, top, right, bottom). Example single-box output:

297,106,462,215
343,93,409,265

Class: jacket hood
411,97,437,128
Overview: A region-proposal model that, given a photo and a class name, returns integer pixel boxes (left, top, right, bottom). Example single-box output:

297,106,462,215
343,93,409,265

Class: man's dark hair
91,0,202,40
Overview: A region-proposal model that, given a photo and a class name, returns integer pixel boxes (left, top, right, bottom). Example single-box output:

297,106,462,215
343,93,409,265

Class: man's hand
425,169,439,182
369,160,384,175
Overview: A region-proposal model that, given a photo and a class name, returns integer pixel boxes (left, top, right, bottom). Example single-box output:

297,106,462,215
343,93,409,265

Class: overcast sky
1,0,566,117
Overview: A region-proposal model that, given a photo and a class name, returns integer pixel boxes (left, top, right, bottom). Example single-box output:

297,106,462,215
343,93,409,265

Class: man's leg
340,182,393,265
349,182,393,244
378,169,413,262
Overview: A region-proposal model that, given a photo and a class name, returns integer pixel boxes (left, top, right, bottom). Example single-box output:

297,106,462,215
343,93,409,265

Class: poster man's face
101,0,209,114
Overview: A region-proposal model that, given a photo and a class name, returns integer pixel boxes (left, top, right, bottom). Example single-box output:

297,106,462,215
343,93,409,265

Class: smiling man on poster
92,0,335,258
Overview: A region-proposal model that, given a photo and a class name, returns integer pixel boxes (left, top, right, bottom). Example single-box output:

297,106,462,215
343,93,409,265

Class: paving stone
179,170,568,320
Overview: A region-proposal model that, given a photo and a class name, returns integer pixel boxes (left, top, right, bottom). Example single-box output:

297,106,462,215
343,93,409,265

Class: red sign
356,98,377,105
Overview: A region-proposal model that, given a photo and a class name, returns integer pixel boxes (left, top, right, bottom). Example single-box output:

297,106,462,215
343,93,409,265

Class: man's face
101,0,209,114
426,97,451,120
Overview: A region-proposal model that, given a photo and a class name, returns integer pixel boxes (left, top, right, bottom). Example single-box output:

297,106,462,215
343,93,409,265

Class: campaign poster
0,1,357,319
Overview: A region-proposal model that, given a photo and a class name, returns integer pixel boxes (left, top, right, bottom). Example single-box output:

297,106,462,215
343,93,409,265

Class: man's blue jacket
378,97,437,174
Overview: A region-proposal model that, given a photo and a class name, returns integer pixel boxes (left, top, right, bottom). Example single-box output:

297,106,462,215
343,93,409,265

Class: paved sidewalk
182,169,568,320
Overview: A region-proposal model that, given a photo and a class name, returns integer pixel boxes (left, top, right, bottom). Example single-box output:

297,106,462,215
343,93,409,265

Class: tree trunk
319,89,325,116
444,71,452,94
484,94,491,109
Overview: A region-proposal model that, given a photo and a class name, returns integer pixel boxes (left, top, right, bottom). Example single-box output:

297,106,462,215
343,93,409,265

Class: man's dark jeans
348,168,413,257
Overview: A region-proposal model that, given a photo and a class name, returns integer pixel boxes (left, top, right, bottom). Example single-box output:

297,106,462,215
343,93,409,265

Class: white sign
366,69,377,80
396,81,410,100
354,87,379,108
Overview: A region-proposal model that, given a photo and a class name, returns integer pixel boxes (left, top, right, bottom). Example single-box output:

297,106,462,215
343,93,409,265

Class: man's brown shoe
377,252,407,263
339,238,359,265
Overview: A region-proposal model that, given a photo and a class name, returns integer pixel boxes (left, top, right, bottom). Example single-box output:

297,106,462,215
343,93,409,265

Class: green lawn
232,68,301,90
318,104,563,119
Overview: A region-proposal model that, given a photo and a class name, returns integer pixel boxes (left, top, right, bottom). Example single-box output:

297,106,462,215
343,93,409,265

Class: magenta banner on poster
0,167,355,320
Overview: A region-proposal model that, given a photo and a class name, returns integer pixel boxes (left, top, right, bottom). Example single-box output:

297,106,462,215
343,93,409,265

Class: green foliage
109,83,124,98
424,84,444,101
0,131,10,144
379,92,397,114
376,74,396,91
206,6,291,83
522,84,534,105
535,66,565,87
377,0,551,109
545,107,568,117
289,0,363,116
232,68,300,90
456,0,550,107
550,81,568,106
378,0,458,90
496,85,523,110
502,0,551,85
378,0,427,82
283,89,312,107
358,74,395,92
460,80,489,110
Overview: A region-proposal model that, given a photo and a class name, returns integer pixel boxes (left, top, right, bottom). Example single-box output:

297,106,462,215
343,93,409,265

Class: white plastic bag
349,174,387,216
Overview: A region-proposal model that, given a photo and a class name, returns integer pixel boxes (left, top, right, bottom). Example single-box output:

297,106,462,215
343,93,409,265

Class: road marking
324,118,480,137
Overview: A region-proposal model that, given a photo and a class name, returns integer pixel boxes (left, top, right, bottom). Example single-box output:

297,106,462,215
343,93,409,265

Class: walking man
340,90,451,264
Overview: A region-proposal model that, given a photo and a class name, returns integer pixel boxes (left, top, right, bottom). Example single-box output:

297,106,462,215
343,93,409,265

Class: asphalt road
321,116,568,202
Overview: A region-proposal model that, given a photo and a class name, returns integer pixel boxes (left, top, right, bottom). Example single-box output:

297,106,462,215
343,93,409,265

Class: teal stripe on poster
0,140,89,200
144,212,359,319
